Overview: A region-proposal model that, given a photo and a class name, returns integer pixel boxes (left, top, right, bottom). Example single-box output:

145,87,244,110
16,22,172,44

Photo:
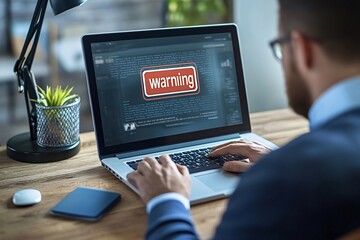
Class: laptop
82,24,277,204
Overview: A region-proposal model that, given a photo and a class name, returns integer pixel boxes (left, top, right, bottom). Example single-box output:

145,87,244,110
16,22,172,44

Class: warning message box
141,63,200,100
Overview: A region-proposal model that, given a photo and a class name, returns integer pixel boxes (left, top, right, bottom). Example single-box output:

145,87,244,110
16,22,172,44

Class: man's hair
279,0,360,62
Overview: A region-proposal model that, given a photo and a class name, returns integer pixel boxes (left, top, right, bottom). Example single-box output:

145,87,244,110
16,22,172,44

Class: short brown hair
279,0,360,62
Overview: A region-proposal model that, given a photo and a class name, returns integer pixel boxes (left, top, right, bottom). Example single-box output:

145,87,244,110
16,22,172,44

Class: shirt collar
309,76,360,131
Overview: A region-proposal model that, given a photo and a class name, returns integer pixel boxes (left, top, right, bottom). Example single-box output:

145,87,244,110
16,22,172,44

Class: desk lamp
6,0,88,163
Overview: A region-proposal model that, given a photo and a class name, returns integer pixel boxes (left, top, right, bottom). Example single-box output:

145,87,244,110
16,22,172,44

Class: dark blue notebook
51,187,121,221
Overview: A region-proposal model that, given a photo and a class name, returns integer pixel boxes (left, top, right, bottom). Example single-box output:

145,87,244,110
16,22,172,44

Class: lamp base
6,132,81,163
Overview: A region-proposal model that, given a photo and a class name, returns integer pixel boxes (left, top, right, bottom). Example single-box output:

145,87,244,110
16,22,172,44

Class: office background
0,0,287,145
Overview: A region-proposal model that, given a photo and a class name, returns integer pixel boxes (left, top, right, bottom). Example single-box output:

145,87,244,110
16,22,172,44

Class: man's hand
127,155,191,204
208,140,271,173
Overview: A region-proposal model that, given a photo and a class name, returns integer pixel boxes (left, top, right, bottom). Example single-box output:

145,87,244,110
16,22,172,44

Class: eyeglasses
269,33,291,61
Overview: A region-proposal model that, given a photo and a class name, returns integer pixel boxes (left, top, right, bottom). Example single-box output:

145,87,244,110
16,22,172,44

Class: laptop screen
83,24,250,155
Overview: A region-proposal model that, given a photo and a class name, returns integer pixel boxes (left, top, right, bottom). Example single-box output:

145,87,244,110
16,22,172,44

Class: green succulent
32,85,78,107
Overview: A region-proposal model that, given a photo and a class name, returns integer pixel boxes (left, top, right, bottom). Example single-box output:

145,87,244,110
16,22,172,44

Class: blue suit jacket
147,108,360,240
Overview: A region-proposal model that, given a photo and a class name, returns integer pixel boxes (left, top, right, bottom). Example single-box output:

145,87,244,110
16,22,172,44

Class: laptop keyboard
126,147,246,174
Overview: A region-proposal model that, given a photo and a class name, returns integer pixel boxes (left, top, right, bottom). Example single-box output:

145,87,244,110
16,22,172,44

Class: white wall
234,0,288,112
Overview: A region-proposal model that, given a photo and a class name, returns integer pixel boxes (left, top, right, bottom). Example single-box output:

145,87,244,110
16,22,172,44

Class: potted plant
32,85,80,147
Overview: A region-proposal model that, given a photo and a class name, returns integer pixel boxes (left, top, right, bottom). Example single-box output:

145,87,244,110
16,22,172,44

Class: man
127,0,360,239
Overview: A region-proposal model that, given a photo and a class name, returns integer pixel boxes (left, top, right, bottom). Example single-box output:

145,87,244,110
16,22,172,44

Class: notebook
82,24,277,204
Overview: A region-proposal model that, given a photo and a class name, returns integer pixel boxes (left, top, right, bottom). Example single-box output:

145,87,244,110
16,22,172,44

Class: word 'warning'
141,64,199,100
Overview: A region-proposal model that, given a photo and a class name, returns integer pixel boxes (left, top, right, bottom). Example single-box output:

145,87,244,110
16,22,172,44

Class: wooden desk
0,108,308,240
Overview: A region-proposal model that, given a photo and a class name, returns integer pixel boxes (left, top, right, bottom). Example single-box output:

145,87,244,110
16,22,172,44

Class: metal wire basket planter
36,97,80,147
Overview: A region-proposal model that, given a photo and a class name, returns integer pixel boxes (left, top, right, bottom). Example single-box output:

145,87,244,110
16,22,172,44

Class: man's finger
211,139,247,150
158,155,176,168
207,147,230,157
222,161,252,173
176,164,190,177
211,141,235,150
137,160,152,176
253,141,272,151
143,156,160,169
127,171,143,189
208,143,249,158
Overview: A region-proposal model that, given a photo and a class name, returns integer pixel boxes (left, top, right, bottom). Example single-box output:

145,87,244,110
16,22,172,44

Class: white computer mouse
12,189,42,206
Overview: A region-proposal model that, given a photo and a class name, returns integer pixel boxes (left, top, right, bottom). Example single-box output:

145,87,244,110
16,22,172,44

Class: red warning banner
141,63,199,100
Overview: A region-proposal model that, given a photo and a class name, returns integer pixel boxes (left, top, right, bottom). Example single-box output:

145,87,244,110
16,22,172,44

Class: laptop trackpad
195,171,240,192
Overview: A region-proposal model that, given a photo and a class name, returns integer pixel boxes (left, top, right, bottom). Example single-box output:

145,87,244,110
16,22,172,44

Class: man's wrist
146,192,190,214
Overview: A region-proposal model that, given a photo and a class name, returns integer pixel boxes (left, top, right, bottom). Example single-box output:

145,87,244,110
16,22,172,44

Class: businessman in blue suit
127,0,360,239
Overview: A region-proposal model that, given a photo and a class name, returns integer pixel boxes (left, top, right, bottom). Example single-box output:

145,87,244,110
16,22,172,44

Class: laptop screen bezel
82,24,251,157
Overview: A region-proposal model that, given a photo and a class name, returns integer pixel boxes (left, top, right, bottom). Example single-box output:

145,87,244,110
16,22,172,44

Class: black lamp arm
13,0,49,140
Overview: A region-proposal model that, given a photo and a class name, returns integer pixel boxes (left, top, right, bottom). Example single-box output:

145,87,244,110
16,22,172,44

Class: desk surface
0,108,308,240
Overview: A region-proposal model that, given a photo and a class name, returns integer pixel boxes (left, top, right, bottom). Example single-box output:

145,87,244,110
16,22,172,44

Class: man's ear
291,31,314,73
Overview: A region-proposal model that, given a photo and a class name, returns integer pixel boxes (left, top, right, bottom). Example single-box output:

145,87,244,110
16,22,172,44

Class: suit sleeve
146,199,199,240
212,138,340,240
212,154,295,240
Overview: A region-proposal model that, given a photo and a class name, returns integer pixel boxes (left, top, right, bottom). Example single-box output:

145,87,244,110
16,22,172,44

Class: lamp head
50,0,87,15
